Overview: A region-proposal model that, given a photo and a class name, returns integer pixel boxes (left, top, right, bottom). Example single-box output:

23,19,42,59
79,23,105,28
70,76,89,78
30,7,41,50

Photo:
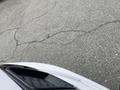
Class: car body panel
1,62,110,90
0,69,22,90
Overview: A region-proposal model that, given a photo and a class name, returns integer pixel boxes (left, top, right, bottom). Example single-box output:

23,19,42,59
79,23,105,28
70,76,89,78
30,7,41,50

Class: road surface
0,0,120,89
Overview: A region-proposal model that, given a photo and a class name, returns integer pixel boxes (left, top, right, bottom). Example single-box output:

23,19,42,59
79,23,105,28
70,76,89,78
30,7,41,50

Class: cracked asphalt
0,0,120,89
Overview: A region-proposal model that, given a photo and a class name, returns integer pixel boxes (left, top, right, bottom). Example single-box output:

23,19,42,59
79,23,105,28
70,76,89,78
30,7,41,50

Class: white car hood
2,62,110,90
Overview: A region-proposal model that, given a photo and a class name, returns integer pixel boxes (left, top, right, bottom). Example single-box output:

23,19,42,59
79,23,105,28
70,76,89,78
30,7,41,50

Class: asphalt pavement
0,0,120,89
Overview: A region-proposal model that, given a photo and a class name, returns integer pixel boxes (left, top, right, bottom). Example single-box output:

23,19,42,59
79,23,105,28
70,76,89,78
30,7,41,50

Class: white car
0,62,110,90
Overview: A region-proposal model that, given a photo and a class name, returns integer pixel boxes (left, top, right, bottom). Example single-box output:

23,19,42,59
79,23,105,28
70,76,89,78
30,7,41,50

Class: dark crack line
0,26,21,36
16,19,120,46
1,28,21,63
86,20,120,34
18,38,47,46
2,20,119,62
11,29,19,58
1,19,119,63
64,20,120,45
14,29,19,46
11,27,24,60
17,30,86,46
0,1,57,62
0,27,22,63
23,1,57,26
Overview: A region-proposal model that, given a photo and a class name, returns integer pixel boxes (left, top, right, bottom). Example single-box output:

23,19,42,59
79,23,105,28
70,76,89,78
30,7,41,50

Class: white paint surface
3,62,110,90
0,69,22,90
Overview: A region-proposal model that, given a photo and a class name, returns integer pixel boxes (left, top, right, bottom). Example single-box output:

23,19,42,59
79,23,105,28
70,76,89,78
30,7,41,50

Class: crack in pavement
1,19,120,62
23,1,57,26
0,27,22,63
64,20,120,45
17,30,86,46
14,29,19,46
0,26,21,36
17,19,120,46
